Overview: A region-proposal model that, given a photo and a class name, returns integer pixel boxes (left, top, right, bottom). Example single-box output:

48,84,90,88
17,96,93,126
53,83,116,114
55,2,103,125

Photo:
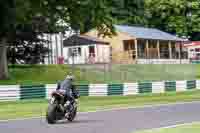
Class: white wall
63,44,110,64
186,45,200,59
42,33,63,64
64,45,88,64
43,31,74,64
96,45,110,63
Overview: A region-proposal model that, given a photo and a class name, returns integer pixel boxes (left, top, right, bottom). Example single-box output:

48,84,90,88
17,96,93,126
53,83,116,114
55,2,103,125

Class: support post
55,34,59,64
95,44,98,63
168,41,172,59
180,42,182,64
47,34,50,64
157,40,160,59
135,39,138,59
50,34,53,64
146,40,149,59
59,32,64,57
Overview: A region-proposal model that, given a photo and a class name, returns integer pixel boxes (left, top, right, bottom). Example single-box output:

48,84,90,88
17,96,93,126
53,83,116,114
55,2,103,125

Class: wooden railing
111,50,136,63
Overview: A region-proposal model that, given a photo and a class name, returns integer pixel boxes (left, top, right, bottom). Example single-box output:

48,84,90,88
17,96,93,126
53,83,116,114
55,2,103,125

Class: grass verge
1,90,200,120
136,122,200,133
0,64,198,85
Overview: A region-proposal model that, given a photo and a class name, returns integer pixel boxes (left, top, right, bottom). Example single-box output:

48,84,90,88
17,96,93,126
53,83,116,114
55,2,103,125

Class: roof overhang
63,35,109,47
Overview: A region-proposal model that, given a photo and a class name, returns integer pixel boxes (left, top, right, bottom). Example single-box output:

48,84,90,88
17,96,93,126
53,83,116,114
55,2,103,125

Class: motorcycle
46,90,78,124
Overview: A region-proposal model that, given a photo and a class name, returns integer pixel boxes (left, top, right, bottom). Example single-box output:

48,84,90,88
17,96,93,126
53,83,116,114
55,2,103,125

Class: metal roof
63,35,109,47
115,25,185,41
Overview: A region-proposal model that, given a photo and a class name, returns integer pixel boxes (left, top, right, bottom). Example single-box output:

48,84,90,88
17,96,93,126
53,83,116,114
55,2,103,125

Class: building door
123,40,136,60
88,45,96,63
89,46,95,57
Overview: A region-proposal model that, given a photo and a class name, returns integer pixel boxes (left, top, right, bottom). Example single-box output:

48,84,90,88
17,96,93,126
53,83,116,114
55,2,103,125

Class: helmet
65,74,74,81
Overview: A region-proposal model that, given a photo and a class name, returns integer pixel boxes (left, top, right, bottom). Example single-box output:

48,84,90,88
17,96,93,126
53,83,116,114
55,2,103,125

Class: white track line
139,121,200,132
1,101,200,122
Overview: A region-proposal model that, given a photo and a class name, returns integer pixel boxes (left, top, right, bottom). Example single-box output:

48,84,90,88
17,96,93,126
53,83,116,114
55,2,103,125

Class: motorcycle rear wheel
46,104,57,124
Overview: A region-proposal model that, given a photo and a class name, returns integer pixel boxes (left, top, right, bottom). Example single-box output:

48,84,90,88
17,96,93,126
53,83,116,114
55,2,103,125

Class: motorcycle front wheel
67,107,77,122
46,104,57,124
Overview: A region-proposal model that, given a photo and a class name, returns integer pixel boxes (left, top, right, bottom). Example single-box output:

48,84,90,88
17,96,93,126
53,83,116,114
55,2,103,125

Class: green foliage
145,0,200,40
0,0,15,38
0,0,116,79
68,0,115,35
111,0,146,26
1,0,115,41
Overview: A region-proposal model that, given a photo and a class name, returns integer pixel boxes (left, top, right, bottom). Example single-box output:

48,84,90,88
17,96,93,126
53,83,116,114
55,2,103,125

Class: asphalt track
1,102,200,133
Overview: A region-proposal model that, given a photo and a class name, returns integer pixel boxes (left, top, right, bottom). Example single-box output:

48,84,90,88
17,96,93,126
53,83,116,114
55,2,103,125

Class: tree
0,0,115,79
68,0,116,35
6,15,66,65
145,0,200,40
7,42,49,64
77,0,146,33
111,0,146,26
0,0,15,79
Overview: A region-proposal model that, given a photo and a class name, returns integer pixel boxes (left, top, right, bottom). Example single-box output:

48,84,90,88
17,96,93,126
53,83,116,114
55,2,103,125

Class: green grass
111,64,198,82
0,65,83,85
0,64,198,85
1,90,200,120
83,64,198,83
136,122,200,133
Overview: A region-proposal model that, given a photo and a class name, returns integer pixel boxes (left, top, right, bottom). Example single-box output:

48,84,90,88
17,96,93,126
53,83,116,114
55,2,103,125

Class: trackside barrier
165,81,176,92
89,84,108,96
123,83,138,95
20,85,46,100
176,80,187,92
152,82,165,94
77,84,89,96
138,82,152,93
0,80,200,101
108,84,123,95
0,85,20,101
46,84,57,99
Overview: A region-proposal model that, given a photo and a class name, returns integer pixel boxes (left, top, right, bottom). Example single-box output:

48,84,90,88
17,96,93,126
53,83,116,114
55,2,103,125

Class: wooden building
85,25,189,64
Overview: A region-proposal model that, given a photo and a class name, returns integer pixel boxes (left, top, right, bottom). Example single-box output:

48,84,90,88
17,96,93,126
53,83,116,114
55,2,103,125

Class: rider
56,73,79,114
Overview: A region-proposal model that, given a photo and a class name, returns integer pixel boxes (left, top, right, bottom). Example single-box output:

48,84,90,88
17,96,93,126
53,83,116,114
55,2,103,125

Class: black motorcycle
46,90,78,124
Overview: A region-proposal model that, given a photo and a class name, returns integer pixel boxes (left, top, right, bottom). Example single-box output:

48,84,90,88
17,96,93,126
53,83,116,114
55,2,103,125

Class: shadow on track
52,119,103,125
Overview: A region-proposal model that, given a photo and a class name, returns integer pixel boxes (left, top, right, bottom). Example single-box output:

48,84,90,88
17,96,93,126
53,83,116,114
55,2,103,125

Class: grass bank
1,90,200,120
136,122,200,133
0,64,198,85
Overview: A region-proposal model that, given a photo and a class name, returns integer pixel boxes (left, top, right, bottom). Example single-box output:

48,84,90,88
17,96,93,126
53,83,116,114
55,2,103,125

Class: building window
68,47,81,57
149,40,157,48
160,41,169,59
195,48,200,52
137,39,146,58
78,47,81,55
123,40,135,51
124,43,129,51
